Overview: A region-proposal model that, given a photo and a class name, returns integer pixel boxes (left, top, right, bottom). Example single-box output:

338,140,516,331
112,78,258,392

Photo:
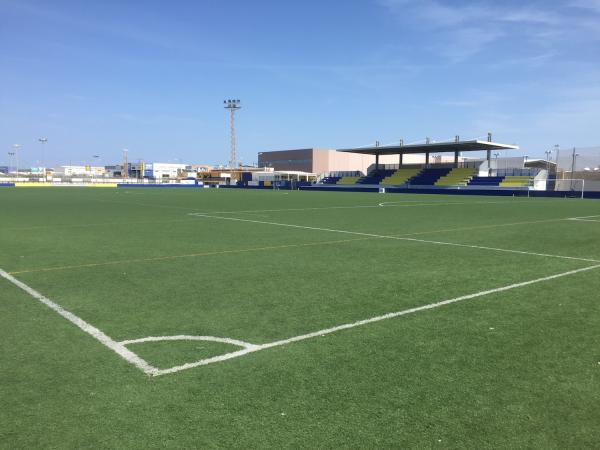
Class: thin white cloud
569,0,600,13
377,0,590,63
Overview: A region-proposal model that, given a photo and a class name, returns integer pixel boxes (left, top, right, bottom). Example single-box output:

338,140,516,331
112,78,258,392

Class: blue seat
356,169,395,185
468,176,505,186
408,168,452,185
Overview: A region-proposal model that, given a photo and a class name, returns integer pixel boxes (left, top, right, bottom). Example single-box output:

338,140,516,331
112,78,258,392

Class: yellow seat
337,176,361,185
435,168,477,186
500,176,533,187
381,169,421,185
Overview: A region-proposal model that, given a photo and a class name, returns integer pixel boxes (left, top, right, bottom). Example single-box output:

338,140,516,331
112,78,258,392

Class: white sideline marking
0,268,159,376
204,199,531,215
570,218,600,223
376,200,518,207
153,264,600,376
189,213,600,263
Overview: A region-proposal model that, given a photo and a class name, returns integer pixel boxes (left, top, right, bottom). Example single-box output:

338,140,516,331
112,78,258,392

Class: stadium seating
337,176,361,185
380,168,421,185
320,176,341,184
356,169,396,184
407,167,452,185
467,176,505,186
435,167,478,186
500,176,533,187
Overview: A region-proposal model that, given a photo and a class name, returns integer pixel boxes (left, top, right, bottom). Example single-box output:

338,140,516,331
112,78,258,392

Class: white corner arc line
119,335,259,349
0,268,159,376
152,264,600,376
188,213,600,264
3,264,600,377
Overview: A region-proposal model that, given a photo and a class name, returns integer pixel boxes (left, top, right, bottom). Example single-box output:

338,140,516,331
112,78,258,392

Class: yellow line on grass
7,217,580,275
8,237,372,275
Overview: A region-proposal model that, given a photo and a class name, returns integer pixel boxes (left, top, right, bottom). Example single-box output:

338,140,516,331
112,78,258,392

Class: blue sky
1,0,599,167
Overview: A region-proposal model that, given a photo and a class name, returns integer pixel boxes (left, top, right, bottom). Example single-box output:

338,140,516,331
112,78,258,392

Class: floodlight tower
8,151,15,173
224,99,241,168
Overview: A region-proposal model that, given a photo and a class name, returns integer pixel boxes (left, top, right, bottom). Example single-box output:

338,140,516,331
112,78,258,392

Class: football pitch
1,187,599,448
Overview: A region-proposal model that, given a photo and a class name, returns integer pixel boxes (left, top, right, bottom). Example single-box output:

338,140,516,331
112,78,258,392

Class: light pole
122,148,129,180
570,148,579,190
223,99,241,168
12,144,22,177
545,149,552,174
8,151,15,174
92,155,99,181
38,138,48,174
553,144,560,178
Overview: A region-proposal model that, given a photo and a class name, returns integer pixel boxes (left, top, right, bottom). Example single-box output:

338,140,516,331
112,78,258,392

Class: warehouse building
258,148,430,175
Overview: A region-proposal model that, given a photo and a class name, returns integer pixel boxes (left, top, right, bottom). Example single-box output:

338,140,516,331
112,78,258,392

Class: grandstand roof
338,140,519,156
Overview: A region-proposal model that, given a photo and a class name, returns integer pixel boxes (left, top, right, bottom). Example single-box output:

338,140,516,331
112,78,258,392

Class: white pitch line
153,264,600,376
0,268,159,376
188,213,600,264
120,335,259,349
567,214,600,223
202,199,531,215
4,262,600,377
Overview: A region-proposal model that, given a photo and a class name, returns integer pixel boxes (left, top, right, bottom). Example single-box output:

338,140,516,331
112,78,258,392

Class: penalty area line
153,263,600,375
188,213,600,264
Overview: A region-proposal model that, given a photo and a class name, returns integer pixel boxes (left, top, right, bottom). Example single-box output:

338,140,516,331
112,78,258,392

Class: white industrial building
143,163,187,179
59,166,106,176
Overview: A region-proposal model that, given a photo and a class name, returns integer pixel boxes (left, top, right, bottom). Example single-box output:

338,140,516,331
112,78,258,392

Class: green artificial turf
1,187,599,448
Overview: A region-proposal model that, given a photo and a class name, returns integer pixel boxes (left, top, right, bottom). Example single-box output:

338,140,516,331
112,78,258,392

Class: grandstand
318,137,519,189
306,137,576,195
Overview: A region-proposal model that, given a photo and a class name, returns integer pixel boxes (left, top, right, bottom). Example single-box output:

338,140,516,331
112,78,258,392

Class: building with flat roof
257,148,408,175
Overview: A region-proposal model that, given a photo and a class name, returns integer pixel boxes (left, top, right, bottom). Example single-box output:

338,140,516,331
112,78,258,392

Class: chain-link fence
554,146,600,181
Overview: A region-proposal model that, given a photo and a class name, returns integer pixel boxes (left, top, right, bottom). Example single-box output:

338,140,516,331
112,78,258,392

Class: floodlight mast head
223,98,242,167
12,144,22,175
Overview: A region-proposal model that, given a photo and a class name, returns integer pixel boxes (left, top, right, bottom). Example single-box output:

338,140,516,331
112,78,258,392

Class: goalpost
543,179,586,199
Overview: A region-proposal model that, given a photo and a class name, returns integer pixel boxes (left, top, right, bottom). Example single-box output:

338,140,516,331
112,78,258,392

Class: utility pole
224,99,241,168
